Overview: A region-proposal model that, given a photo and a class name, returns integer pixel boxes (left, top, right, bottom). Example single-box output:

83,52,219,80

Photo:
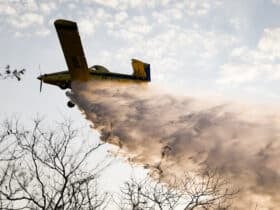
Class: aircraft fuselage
38,67,150,90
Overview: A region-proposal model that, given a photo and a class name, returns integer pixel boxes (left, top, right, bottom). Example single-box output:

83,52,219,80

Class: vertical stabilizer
131,59,151,81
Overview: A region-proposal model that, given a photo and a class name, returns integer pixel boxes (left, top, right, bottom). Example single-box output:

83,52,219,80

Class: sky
1,0,280,105
0,0,280,208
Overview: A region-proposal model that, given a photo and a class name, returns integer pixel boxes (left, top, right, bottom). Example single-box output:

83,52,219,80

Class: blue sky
1,0,280,106
0,0,280,202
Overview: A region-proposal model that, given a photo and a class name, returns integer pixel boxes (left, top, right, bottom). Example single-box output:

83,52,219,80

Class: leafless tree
117,168,238,210
0,118,110,210
0,118,25,209
179,169,238,210
0,118,23,161
117,176,181,210
0,117,239,209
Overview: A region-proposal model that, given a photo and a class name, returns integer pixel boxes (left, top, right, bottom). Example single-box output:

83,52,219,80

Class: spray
68,80,280,209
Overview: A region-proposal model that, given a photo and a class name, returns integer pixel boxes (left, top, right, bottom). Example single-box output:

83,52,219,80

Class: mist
68,80,280,209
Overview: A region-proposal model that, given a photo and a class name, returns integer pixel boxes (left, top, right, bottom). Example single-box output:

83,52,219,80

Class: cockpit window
90,65,110,73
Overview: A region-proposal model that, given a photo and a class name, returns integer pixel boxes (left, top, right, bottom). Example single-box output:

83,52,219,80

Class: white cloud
272,0,280,5
185,0,211,16
0,3,17,15
78,8,113,36
0,0,222,38
108,15,152,40
13,26,50,37
85,0,118,8
115,11,128,23
219,63,262,84
0,1,42,38
95,8,111,20
152,0,221,24
218,63,280,84
218,28,280,84
258,28,280,60
9,13,44,29
26,0,39,11
166,0,221,17
152,7,183,23
14,31,24,38
83,0,220,13
229,18,246,31
40,2,56,14
68,3,76,10
127,16,152,34
107,20,236,80
79,19,97,35
152,11,170,24
35,27,51,36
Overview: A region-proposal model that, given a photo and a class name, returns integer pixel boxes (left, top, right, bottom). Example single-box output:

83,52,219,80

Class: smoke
68,80,280,209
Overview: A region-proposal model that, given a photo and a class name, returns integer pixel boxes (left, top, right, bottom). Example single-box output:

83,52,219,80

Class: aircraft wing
54,19,89,81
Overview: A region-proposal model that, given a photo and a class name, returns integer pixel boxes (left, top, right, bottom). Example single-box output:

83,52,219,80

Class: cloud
160,0,222,17
149,0,222,24
152,7,183,24
24,0,39,11
67,3,76,10
229,17,247,31
78,8,113,36
35,27,51,36
84,0,220,15
0,0,222,39
114,11,128,24
184,0,212,16
0,1,51,36
258,28,280,59
272,0,280,5
107,23,236,80
8,13,44,29
79,19,97,35
108,15,152,40
83,0,152,10
218,27,280,84
0,3,17,15
84,0,119,9
40,2,56,14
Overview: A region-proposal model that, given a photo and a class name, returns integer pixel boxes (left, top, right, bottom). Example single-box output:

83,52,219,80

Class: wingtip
54,19,77,30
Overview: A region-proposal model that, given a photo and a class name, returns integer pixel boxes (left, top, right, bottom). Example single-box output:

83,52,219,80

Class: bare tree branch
118,168,238,210
0,118,110,209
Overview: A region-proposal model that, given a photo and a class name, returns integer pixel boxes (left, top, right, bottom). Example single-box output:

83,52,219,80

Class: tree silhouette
0,65,26,81
117,169,238,210
0,118,239,209
0,118,110,209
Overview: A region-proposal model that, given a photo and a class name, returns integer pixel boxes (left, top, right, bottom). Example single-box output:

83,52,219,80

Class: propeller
40,79,43,92
38,64,43,93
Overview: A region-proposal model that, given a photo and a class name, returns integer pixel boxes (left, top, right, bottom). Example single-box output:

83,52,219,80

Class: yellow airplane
37,19,151,107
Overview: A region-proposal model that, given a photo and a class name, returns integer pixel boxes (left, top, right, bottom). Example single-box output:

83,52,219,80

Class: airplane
37,19,151,108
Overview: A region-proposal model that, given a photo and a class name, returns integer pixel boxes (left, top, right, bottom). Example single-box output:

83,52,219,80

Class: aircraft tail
54,19,89,81
131,59,151,81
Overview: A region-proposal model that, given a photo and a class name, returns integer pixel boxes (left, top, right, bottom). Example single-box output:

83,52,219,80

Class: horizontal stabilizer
131,59,151,81
54,19,89,81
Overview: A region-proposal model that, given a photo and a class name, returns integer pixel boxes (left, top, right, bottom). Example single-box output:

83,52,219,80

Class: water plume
68,80,280,209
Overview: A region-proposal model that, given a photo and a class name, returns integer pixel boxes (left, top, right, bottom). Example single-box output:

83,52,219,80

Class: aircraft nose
37,75,43,80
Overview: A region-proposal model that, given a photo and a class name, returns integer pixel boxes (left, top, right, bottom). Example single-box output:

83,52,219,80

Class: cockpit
89,65,110,73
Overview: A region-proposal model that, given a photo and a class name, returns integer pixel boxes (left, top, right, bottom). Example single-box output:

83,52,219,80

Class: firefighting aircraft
37,19,151,108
